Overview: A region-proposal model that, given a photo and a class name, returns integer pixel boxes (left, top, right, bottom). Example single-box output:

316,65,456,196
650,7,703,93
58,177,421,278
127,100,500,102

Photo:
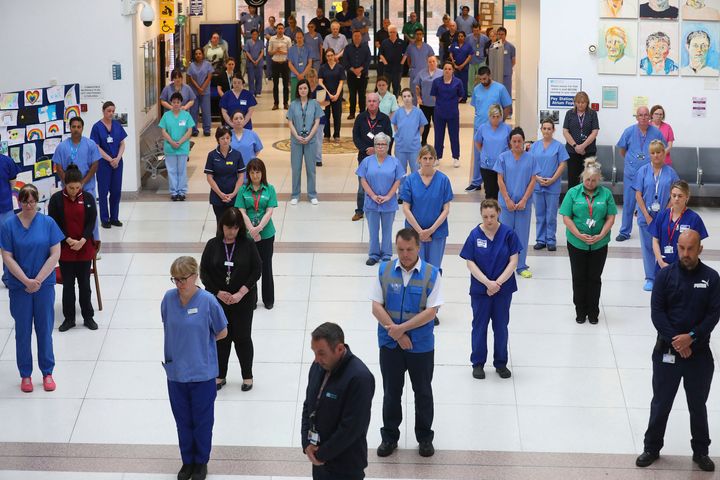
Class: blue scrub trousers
434,115,460,160
314,129,324,164
168,378,217,465
420,236,447,271
533,191,560,246
638,222,656,282
500,207,532,273
247,63,263,96
97,158,123,223
619,168,638,238
165,155,189,196
290,141,318,200
190,93,212,134
471,145,483,187
9,285,55,378
365,210,395,261
395,150,419,175
457,68,469,98
470,293,512,368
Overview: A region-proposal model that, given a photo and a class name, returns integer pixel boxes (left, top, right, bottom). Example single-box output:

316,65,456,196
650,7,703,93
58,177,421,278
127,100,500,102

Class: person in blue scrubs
229,111,263,165
220,74,257,129
264,17,278,80
0,153,19,227
288,31,312,102
471,103,511,196
401,144,453,271
391,88,428,176
287,80,324,205
403,29,435,88
531,118,569,251
53,116,102,239
650,179,708,272
460,198,520,380
633,140,679,291
162,256,227,480
356,133,404,265
430,62,465,167
204,127,246,222
306,68,327,166
187,48,214,137
615,106,665,241
90,101,127,229
449,31,474,101
494,127,539,278
160,70,196,112
159,93,195,201
244,30,265,97
414,56,443,146
1,184,64,393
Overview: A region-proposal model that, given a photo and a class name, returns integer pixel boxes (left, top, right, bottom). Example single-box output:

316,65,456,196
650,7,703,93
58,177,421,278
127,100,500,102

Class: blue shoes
643,280,654,291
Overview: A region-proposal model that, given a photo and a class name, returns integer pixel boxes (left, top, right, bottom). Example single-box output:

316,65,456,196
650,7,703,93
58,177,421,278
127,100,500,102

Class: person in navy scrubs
460,199,520,380
650,180,708,272
1,184,64,393
448,31,474,102
220,74,257,129
204,127,246,222
90,101,127,230
162,256,228,480
0,153,19,227
430,62,464,168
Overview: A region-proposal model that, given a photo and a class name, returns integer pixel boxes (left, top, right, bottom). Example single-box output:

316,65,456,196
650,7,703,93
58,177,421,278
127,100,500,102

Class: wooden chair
54,250,103,311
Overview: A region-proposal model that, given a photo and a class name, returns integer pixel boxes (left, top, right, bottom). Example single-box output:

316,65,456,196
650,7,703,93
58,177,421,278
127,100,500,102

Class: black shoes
101,221,111,229
434,317,440,326
59,319,76,332
177,463,194,480
693,454,715,472
588,317,599,325
264,303,274,310
241,382,253,392
366,258,378,266
615,234,630,242
316,162,323,167
576,316,587,324
171,195,178,201
84,318,98,330
472,365,485,379
216,378,226,391
203,131,211,137
465,184,480,192
178,195,186,201
192,463,208,480
635,451,659,468
496,367,512,379
533,243,546,250
418,441,435,457
377,441,397,457
547,244,557,252
110,220,123,227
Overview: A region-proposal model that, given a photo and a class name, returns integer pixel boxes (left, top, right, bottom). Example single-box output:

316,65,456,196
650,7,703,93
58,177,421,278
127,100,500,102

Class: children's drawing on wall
22,143,36,167
640,0,679,18
639,23,680,75
598,20,638,74
681,0,720,20
600,0,639,17
680,22,720,76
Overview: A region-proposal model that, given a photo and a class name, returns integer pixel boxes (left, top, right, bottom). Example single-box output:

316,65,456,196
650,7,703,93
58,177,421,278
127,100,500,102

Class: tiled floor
1,81,719,478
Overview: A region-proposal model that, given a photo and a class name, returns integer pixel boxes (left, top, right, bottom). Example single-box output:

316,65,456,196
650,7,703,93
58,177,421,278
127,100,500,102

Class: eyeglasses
21,200,38,206
375,143,388,147
170,275,194,285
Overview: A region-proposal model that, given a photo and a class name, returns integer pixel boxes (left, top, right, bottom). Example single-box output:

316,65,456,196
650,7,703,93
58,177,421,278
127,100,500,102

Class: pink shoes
21,377,33,393
43,375,56,392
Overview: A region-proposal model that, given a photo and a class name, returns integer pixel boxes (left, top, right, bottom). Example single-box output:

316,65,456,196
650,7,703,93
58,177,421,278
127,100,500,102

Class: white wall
0,0,161,194
538,0,720,148
516,0,540,137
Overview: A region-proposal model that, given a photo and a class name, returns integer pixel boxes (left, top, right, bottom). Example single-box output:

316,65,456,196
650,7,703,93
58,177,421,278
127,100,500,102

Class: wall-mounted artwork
639,0,680,19
680,22,720,76
600,0,639,18
639,22,680,75
681,0,720,21
598,20,639,74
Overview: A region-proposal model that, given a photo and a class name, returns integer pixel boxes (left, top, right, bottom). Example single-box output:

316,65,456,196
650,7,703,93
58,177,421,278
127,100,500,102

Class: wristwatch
689,331,697,342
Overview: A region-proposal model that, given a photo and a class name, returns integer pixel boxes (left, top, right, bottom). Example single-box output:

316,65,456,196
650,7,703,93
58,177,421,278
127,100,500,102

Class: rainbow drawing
47,123,61,135
64,105,80,122
26,127,45,141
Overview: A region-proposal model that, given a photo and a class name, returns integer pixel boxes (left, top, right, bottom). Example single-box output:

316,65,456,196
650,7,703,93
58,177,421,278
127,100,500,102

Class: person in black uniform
636,229,720,472
301,322,375,480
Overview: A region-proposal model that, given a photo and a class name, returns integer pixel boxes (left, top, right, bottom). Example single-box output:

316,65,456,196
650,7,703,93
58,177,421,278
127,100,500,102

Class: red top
60,190,96,262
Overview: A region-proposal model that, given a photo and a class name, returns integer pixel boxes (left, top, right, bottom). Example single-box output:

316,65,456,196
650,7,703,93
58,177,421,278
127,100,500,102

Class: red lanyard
367,116,378,131
667,208,686,244
251,189,262,212
585,194,594,217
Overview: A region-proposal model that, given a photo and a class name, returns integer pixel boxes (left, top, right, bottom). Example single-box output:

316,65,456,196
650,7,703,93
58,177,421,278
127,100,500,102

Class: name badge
476,239,487,248
308,429,320,445
367,132,375,139
187,307,198,315
179,120,187,126
664,245,674,255
650,202,661,212
299,62,304,67
662,352,676,364
475,51,480,56
226,161,233,165
637,153,645,160
679,225,690,233
240,100,248,105
107,136,114,143
504,49,508,54
586,218,596,228
224,261,234,267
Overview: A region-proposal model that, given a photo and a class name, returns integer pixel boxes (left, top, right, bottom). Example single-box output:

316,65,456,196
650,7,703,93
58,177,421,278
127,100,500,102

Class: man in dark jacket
301,322,375,480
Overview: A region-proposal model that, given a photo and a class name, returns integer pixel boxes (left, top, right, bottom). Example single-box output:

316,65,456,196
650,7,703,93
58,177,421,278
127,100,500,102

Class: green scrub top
159,110,195,155
559,183,618,251
235,183,278,240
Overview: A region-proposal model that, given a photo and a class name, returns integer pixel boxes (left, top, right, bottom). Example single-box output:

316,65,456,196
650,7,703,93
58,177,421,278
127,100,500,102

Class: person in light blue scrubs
162,256,227,480
287,80,324,204
158,92,195,201
494,127,539,278
414,56,443,146
1,184,64,393
400,144,453,270
632,140,679,291
391,88,428,176
160,70,196,112
615,106,665,241
0,153,19,227
403,29,435,87
288,30,312,102
245,30,265,96
531,118,569,251
470,103,511,196
356,133,404,265
187,48,214,136
229,111,263,167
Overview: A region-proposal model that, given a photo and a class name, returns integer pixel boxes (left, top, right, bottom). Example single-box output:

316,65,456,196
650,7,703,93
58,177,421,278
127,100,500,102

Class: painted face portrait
688,33,710,68
600,0,638,17
606,31,627,61
598,21,637,74
648,38,670,63
640,28,679,75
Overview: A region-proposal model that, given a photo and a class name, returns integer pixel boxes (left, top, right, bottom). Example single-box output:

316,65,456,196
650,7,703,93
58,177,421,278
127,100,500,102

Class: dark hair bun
66,164,81,172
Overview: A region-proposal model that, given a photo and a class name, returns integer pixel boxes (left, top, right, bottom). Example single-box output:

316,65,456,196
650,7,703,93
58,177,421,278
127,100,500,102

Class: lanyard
251,188,262,212
224,241,235,280
70,142,80,163
653,169,662,199
310,371,331,425
577,113,585,131
667,208,686,244
367,115,378,131
585,193,594,217
637,127,648,154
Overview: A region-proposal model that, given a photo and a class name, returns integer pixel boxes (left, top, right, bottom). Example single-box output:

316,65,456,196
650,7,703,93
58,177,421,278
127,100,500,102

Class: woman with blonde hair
562,91,599,189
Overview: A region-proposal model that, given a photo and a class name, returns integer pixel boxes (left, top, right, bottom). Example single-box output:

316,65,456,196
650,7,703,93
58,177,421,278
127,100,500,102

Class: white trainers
453,158,460,168
290,198,299,205
310,198,319,205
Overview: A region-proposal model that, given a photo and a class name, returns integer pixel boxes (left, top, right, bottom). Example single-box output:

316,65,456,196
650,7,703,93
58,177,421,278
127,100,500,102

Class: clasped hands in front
217,290,245,305
672,333,693,359
385,323,413,350
504,198,528,212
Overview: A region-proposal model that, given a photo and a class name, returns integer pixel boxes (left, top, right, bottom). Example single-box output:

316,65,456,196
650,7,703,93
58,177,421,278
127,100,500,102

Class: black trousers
419,105,434,146
272,61,290,106
59,260,94,322
567,243,608,320
217,292,256,380
567,150,593,190
644,344,714,455
356,154,368,214
313,465,364,480
386,69,402,96
376,63,385,81
347,74,368,116
480,168,499,200
323,100,342,139
256,235,275,306
379,345,434,443
212,204,232,223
